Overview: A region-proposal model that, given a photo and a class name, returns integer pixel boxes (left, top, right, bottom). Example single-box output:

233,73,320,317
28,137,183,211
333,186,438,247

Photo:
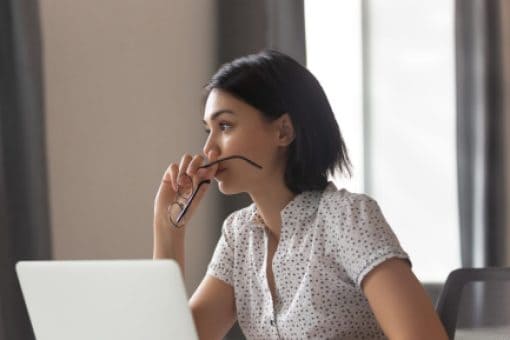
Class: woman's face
202,89,288,195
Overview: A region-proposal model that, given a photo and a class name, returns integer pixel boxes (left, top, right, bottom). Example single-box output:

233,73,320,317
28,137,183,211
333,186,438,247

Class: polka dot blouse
206,181,411,339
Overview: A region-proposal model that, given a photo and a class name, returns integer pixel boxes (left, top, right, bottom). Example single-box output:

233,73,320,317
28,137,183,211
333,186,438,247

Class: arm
153,217,186,274
189,275,237,340
362,258,448,340
154,221,236,340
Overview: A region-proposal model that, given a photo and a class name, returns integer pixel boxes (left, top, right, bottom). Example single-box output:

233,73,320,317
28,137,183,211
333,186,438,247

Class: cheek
222,126,276,163
223,129,255,152
237,135,271,159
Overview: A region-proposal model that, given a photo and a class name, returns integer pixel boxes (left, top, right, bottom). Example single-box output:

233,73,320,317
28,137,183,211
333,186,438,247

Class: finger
186,154,204,178
199,161,219,180
178,154,193,185
155,163,178,209
169,163,179,192
161,163,172,182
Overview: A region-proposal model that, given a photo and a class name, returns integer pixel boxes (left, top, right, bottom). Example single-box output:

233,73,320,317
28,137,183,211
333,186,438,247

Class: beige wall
39,0,220,294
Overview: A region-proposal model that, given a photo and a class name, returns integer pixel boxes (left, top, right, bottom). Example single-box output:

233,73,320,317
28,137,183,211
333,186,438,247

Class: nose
202,134,220,161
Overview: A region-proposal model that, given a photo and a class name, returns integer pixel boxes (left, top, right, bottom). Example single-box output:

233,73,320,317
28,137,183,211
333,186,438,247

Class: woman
153,50,447,339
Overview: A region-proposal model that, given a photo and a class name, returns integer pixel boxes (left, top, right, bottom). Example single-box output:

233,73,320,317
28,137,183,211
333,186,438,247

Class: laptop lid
15,259,198,340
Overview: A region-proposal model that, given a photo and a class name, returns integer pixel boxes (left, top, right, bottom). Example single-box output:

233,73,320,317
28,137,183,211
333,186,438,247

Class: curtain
215,1,306,338
456,0,510,326
456,0,509,268
0,0,52,339
215,0,306,220
217,0,305,67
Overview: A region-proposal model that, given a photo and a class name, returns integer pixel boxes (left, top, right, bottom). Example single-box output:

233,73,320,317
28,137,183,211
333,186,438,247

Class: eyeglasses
168,155,263,228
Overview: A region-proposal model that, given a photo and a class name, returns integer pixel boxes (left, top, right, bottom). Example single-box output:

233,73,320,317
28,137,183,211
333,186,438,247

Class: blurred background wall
39,0,220,294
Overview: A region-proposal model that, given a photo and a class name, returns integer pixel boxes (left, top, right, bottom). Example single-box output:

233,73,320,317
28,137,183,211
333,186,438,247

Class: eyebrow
202,109,235,126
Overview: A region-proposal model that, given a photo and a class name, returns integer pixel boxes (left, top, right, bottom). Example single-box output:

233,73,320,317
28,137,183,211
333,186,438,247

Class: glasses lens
168,201,185,227
177,174,193,198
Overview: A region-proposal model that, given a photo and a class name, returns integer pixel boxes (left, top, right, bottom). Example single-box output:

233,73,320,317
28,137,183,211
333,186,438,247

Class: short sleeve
206,212,236,286
336,195,411,288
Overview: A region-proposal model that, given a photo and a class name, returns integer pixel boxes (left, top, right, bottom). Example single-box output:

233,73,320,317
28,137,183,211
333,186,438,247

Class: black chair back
436,267,510,339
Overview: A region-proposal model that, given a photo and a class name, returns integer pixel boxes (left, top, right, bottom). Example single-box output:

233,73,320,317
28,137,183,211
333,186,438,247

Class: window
305,0,459,282
305,1,364,193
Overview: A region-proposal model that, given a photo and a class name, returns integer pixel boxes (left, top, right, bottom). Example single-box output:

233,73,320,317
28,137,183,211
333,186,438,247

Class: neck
249,176,296,241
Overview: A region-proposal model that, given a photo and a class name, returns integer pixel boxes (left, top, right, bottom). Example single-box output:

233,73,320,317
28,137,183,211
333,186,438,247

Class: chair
435,267,510,339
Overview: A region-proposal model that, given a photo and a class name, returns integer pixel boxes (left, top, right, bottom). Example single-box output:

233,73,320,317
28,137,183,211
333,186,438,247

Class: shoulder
221,203,258,235
318,183,410,286
224,204,255,224
319,182,380,218
318,182,394,241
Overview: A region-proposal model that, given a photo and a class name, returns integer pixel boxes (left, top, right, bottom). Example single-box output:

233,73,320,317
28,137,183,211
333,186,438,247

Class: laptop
15,259,199,340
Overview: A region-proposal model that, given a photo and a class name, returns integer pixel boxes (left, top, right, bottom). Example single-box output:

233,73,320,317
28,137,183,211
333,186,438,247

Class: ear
275,113,295,147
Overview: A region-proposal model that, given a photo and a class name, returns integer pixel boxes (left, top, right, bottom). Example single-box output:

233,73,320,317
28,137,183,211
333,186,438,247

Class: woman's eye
219,122,232,131
203,122,232,134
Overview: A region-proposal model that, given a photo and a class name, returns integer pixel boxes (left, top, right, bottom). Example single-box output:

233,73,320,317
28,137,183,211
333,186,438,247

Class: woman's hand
153,153,219,230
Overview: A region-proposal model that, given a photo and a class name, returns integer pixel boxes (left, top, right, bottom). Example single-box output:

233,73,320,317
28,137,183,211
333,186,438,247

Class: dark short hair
203,49,351,194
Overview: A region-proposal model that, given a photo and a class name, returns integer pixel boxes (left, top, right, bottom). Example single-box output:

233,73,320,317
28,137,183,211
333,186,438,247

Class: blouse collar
247,181,337,237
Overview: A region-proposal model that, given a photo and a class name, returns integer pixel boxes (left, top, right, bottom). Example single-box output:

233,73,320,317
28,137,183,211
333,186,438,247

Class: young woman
153,50,448,339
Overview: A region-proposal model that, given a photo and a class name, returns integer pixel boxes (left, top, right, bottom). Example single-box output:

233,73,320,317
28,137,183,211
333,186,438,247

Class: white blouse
207,181,410,339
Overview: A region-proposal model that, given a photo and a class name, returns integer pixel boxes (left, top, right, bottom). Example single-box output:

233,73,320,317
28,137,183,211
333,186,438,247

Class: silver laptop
15,259,198,340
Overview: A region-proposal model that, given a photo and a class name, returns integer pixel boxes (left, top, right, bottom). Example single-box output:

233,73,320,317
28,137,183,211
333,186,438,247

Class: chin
216,179,244,195
216,182,238,195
